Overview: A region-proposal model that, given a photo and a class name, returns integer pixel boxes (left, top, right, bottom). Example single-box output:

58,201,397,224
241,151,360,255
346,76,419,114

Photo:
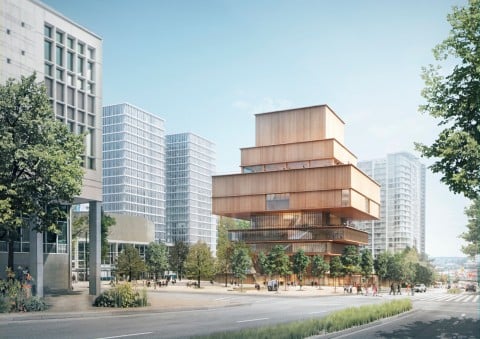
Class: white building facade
102,103,166,242
0,0,103,294
357,152,426,257
166,133,216,254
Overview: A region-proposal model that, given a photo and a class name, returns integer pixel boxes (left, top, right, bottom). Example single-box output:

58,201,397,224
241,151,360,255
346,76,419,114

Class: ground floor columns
29,229,44,297
89,201,101,296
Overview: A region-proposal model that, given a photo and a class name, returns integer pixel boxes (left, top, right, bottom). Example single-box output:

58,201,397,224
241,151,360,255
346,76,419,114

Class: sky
42,0,471,257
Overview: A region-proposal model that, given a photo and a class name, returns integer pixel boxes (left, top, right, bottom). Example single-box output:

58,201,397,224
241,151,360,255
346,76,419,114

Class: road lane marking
236,317,269,323
309,311,326,314
96,332,153,339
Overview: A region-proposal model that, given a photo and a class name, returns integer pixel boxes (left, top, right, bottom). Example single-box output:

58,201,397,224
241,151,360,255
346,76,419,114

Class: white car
414,284,427,292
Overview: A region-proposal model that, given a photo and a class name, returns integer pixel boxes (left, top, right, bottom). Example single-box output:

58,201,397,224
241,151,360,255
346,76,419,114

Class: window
266,193,290,211
45,63,53,76
87,62,94,81
67,87,75,106
56,46,63,66
44,25,52,38
44,78,53,97
67,37,74,50
87,114,95,127
44,40,52,61
67,73,74,86
77,56,84,75
67,107,74,120
78,92,85,110
56,103,64,116
87,95,94,113
67,51,74,71
88,47,95,60
56,68,63,81
77,42,84,54
56,82,64,102
55,30,63,44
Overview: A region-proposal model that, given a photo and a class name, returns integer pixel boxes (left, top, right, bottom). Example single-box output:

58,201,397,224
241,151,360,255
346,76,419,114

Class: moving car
465,283,477,292
414,284,427,292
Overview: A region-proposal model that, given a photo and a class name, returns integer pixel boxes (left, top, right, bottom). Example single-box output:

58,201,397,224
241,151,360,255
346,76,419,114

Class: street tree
340,245,361,280
292,249,310,289
169,241,189,281
266,245,291,290
329,256,344,292
257,251,272,277
145,242,169,281
359,249,374,281
374,251,390,289
230,244,252,291
100,211,115,260
184,241,215,288
460,198,480,257
415,0,480,199
0,74,84,270
216,216,236,286
116,245,146,282
311,255,329,287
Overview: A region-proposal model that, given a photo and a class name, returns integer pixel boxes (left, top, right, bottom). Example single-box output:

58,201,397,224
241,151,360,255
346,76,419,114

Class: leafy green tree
266,245,291,290
216,216,236,286
460,198,480,257
329,256,344,292
359,249,374,280
340,245,361,278
387,253,405,283
292,249,310,289
0,74,84,270
311,255,329,287
230,244,252,291
185,242,215,288
257,251,272,277
145,242,169,280
415,0,480,199
414,263,435,286
100,211,115,260
116,245,146,282
374,251,391,289
169,241,189,281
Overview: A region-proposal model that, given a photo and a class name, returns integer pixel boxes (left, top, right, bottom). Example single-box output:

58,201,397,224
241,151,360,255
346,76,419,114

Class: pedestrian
390,283,395,295
373,284,378,296
397,284,401,295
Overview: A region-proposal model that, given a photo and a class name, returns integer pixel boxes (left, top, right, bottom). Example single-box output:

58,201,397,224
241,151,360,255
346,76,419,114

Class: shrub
447,288,462,294
93,283,148,308
198,299,413,339
0,277,47,313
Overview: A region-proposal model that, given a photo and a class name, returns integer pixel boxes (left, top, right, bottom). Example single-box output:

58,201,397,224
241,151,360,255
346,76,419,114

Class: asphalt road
319,291,479,339
0,290,478,338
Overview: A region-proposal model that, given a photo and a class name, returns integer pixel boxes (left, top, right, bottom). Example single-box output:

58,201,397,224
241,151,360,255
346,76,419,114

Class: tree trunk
7,238,14,274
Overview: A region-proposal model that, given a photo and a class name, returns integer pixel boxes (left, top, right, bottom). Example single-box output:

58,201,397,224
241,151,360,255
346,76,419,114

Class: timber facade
212,105,380,259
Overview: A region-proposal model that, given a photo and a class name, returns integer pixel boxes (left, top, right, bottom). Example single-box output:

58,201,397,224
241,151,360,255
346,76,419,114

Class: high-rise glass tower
357,152,426,257
102,103,166,242
166,133,216,253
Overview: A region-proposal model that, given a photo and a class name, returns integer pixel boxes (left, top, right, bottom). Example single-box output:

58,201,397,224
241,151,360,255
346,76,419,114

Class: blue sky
43,0,470,257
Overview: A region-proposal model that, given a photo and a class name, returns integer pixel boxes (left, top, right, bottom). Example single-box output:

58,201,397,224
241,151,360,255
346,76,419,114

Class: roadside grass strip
196,299,412,339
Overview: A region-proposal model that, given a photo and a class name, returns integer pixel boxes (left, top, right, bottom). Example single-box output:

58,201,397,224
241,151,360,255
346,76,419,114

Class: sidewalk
0,281,346,321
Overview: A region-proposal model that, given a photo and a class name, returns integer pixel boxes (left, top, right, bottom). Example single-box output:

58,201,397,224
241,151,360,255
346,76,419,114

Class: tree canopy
292,249,310,287
415,0,480,199
230,244,252,290
145,242,169,280
460,198,480,257
0,74,84,269
184,241,215,288
116,245,146,282
169,241,189,280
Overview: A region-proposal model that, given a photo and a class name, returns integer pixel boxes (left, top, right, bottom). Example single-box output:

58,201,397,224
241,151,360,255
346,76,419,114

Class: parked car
414,284,427,292
465,283,477,292
267,280,279,291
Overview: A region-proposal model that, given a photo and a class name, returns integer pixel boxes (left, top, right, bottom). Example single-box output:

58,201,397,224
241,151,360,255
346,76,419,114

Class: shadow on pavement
375,317,479,338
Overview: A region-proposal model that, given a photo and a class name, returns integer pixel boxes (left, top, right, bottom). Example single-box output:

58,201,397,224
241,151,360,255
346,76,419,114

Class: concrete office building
102,103,166,242
357,152,426,257
0,0,103,295
166,133,216,254
212,105,380,261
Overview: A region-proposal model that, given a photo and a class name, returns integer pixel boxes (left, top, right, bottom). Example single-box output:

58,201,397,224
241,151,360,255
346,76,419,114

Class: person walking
390,283,395,295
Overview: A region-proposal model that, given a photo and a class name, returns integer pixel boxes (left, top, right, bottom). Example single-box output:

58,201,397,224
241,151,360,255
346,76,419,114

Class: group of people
344,282,378,296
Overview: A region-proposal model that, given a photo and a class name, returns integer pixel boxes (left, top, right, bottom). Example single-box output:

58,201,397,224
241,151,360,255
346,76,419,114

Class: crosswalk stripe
462,296,473,302
473,295,479,303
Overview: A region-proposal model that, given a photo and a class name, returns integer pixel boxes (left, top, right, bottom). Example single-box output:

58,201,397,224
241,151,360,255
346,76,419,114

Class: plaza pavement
0,280,346,321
